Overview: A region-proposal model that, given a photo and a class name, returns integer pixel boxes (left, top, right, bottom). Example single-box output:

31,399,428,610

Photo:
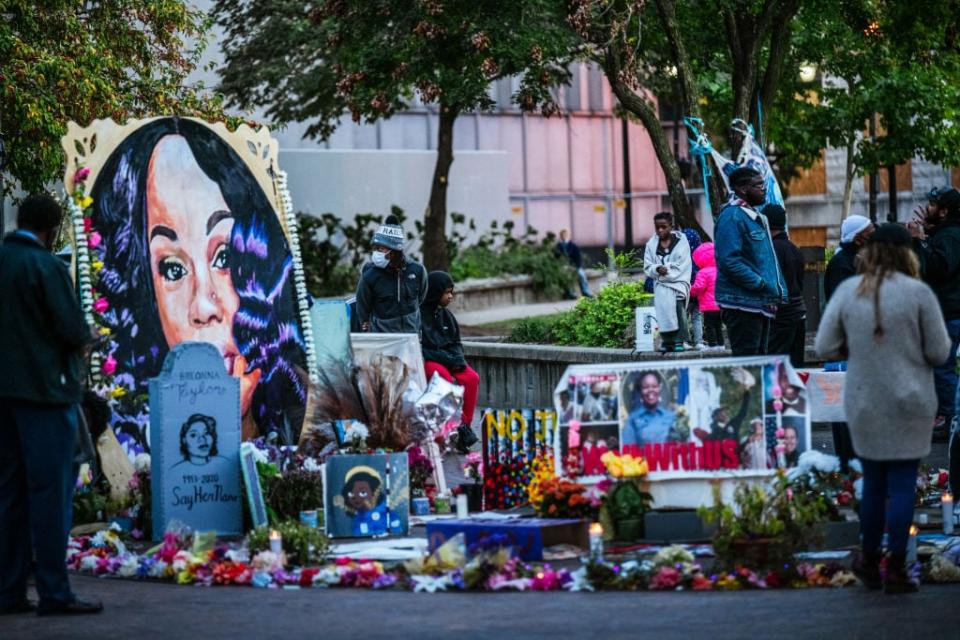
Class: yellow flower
91,260,104,273
78,196,94,209
176,570,195,585
601,451,624,478
98,327,111,336
110,386,127,399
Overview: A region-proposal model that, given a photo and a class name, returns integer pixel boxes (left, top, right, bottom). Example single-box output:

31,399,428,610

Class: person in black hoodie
909,188,960,493
420,272,480,453
764,205,806,368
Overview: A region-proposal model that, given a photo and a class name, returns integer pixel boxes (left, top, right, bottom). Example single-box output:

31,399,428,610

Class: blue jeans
576,268,591,297
859,458,919,556
0,400,78,607
933,319,960,419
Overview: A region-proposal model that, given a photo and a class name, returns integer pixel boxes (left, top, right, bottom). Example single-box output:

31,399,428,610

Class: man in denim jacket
714,167,788,355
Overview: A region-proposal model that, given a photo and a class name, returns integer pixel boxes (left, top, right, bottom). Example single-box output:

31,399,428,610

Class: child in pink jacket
689,243,724,350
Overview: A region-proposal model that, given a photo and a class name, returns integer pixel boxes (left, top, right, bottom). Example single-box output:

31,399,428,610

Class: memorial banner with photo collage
553,356,810,479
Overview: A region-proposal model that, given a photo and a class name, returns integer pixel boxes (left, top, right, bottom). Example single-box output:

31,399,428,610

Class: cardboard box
426,518,588,561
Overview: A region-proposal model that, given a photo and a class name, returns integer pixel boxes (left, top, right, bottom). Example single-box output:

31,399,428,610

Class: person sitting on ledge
419,271,479,454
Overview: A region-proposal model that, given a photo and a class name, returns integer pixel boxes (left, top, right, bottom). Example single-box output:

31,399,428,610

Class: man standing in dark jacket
355,215,428,334
824,215,873,301
420,272,480,453
764,205,806,368
714,166,788,356
0,195,102,616
555,229,592,298
910,188,960,491
822,214,873,472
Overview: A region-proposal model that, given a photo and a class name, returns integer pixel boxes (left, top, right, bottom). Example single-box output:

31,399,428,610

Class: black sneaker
0,600,36,615
37,599,103,616
455,423,478,454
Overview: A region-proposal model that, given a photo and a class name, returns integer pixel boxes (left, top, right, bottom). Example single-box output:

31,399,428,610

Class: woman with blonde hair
816,223,951,594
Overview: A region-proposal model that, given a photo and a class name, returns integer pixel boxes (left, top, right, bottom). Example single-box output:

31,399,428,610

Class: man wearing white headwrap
824,215,875,302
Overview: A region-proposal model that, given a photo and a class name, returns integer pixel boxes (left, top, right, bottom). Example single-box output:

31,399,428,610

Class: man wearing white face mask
355,215,428,334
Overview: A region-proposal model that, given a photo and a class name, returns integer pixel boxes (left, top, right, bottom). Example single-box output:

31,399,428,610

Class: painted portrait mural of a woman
82,117,308,450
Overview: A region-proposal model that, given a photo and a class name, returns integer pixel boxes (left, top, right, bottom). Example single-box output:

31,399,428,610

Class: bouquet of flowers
533,478,599,520
598,451,654,540
462,452,483,484
408,445,435,496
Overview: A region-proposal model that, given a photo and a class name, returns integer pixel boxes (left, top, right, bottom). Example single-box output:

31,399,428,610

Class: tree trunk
423,103,458,271
604,52,708,239
841,136,856,220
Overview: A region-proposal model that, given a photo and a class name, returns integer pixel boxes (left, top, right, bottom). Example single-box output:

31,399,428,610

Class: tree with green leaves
214,0,578,270
792,0,960,218
0,0,228,196
568,0,805,236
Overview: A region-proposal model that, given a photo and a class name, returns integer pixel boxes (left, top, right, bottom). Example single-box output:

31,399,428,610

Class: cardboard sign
554,355,811,479
324,453,409,538
635,306,659,352
482,408,558,510
149,342,243,540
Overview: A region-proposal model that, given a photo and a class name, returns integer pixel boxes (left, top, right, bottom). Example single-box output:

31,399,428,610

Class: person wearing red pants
420,272,480,454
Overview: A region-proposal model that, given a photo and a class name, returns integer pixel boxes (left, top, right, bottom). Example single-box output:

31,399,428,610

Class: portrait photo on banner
762,360,809,468
572,373,619,424
63,117,310,456
618,364,764,472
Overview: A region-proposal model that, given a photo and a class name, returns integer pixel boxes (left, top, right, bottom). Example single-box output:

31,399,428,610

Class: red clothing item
424,361,479,425
690,242,719,312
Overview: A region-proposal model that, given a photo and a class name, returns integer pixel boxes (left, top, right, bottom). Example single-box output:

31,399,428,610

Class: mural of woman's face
146,135,261,416
184,422,212,459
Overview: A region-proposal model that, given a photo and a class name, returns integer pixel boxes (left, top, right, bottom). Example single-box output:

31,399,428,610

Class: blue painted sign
324,453,409,538
149,342,243,540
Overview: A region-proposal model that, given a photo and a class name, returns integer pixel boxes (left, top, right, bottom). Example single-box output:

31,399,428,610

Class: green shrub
449,221,573,297
248,521,329,566
507,316,556,343
552,281,652,348
264,469,325,523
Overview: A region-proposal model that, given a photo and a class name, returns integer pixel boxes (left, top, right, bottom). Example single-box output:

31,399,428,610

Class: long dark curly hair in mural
90,117,307,447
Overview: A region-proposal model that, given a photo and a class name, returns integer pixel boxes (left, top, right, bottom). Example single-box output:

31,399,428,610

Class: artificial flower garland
274,169,319,386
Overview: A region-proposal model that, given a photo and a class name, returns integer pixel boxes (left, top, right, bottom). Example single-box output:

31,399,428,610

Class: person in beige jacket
816,223,952,594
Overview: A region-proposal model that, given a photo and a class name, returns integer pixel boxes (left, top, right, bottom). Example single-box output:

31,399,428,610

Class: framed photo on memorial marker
323,453,410,538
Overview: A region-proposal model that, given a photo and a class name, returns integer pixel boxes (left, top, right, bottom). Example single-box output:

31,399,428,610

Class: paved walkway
456,298,580,326
7,575,959,639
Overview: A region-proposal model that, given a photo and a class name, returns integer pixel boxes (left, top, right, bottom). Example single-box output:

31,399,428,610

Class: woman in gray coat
816,223,952,594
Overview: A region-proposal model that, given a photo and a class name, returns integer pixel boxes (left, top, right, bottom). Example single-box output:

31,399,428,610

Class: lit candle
456,493,469,519
589,522,604,561
269,529,282,554
943,492,955,535
906,524,918,564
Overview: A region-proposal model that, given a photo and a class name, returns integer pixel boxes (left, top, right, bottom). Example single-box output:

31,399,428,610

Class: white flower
313,567,341,587
116,554,140,578
149,560,169,578
172,550,192,572
345,422,369,441
79,555,98,572
134,453,151,473
302,457,321,473
411,574,453,593
565,567,595,592
225,548,250,564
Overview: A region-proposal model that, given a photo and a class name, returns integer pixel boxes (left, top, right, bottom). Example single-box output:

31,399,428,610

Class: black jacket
916,220,960,320
0,232,90,404
355,256,428,333
555,240,583,269
419,272,466,371
824,242,859,302
771,231,806,323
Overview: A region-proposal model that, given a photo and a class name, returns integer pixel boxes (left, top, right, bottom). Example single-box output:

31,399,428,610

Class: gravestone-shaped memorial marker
149,342,243,540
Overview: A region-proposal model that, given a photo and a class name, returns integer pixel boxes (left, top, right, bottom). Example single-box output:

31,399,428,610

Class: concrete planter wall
463,341,824,409
450,269,606,314
462,341,729,409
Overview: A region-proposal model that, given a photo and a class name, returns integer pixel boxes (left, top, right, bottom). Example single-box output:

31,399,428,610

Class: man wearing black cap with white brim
355,215,428,334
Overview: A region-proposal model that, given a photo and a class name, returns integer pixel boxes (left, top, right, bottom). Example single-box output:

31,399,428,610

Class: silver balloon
413,372,464,437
